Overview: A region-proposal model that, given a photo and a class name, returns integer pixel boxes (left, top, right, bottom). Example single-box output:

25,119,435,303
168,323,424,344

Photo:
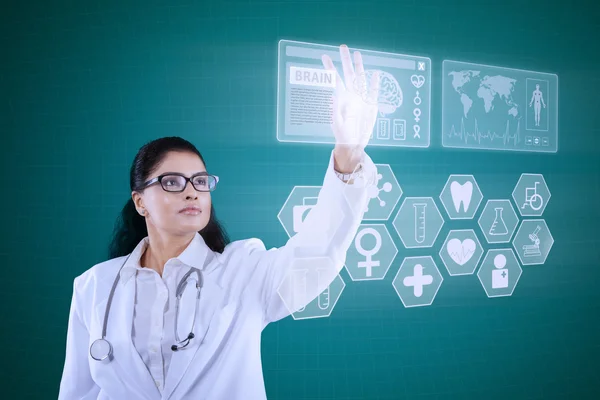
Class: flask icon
489,207,508,236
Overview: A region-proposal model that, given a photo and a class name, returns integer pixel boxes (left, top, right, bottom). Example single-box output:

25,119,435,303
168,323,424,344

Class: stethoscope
89,252,204,362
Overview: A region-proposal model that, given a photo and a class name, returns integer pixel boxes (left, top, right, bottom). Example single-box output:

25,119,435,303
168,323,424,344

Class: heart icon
446,238,476,266
410,74,425,89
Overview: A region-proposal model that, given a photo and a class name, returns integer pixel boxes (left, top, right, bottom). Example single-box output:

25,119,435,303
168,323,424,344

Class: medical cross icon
393,256,443,307
403,264,433,297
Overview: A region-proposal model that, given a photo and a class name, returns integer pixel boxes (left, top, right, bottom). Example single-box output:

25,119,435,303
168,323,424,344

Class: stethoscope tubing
89,252,203,362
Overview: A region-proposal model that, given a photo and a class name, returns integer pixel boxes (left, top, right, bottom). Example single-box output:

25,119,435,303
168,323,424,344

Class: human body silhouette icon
529,84,546,127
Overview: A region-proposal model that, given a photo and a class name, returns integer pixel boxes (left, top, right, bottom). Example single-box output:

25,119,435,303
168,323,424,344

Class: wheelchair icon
521,181,544,211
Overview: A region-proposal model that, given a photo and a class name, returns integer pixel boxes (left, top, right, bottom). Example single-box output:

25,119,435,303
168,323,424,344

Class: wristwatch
334,163,363,183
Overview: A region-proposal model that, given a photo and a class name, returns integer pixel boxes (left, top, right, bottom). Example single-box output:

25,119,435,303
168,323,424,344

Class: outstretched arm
245,44,381,324
245,147,377,324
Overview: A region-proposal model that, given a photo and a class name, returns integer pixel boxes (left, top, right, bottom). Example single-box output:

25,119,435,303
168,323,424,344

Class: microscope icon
523,225,542,257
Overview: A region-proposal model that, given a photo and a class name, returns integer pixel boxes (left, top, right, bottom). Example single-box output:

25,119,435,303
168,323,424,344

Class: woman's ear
131,191,146,216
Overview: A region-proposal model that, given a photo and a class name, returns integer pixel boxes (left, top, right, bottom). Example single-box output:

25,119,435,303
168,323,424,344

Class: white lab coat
58,150,377,400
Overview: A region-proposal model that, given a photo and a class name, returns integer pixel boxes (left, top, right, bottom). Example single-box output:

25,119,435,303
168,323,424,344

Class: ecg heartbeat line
448,249,475,265
446,117,521,147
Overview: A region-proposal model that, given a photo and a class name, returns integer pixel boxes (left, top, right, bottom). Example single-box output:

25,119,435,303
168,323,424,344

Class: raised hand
321,45,380,173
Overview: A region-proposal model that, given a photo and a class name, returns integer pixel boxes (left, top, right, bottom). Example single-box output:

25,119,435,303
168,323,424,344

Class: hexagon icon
477,199,519,244
344,164,402,221
276,256,345,320
392,197,444,248
392,256,443,307
439,229,484,276
439,175,483,219
277,186,344,250
512,219,554,266
512,173,551,217
477,249,522,298
344,224,398,281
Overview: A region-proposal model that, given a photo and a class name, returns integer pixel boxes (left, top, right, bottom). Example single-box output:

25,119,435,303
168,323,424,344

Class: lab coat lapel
97,275,161,399
162,278,224,399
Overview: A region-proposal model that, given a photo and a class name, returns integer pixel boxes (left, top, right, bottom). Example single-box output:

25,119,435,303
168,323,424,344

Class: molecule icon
350,164,403,221
365,173,393,212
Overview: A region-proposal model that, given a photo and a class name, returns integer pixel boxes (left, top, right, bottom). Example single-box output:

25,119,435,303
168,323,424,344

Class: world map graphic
448,70,519,119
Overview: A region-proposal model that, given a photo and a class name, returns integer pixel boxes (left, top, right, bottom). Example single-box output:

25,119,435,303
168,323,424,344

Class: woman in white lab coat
58,44,381,400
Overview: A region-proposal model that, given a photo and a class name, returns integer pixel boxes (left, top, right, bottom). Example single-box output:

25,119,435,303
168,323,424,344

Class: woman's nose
183,181,198,198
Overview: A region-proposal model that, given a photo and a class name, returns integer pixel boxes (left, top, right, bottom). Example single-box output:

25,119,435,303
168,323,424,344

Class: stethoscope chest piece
90,338,113,362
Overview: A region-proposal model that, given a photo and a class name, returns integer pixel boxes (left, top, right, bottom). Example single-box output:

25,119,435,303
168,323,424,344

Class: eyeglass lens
161,175,217,192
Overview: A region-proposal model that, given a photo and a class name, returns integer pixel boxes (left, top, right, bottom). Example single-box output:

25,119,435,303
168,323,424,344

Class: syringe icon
413,203,427,244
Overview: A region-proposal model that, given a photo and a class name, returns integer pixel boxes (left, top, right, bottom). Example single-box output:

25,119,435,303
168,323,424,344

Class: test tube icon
413,203,427,244
317,268,330,310
291,268,308,313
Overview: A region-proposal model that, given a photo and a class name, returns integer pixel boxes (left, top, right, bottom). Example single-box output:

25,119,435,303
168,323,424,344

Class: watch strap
334,163,363,182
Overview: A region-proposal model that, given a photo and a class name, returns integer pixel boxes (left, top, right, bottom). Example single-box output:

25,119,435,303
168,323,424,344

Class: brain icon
365,69,402,116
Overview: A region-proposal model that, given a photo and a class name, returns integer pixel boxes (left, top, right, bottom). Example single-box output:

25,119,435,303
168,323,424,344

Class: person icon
491,254,509,289
529,83,546,127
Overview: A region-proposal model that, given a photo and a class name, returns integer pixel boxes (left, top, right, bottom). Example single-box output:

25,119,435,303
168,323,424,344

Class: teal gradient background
2,0,599,398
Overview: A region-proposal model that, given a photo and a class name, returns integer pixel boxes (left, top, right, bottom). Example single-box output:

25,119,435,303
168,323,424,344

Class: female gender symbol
413,108,421,123
355,227,382,277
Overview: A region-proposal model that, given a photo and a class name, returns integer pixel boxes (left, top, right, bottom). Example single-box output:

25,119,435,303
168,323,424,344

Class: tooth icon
450,181,473,213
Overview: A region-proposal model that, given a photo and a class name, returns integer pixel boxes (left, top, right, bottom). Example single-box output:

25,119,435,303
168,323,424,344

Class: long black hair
107,136,230,259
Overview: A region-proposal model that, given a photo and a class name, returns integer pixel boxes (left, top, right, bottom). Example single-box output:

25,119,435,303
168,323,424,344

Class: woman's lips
179,207,201,215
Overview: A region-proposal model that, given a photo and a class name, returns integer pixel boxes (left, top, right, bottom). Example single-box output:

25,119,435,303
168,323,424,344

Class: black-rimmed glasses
137,172,219,193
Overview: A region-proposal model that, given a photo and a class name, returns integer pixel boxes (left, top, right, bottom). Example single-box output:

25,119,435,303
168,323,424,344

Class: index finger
321,54,345,94
339,44,355,90
353,51,367,95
